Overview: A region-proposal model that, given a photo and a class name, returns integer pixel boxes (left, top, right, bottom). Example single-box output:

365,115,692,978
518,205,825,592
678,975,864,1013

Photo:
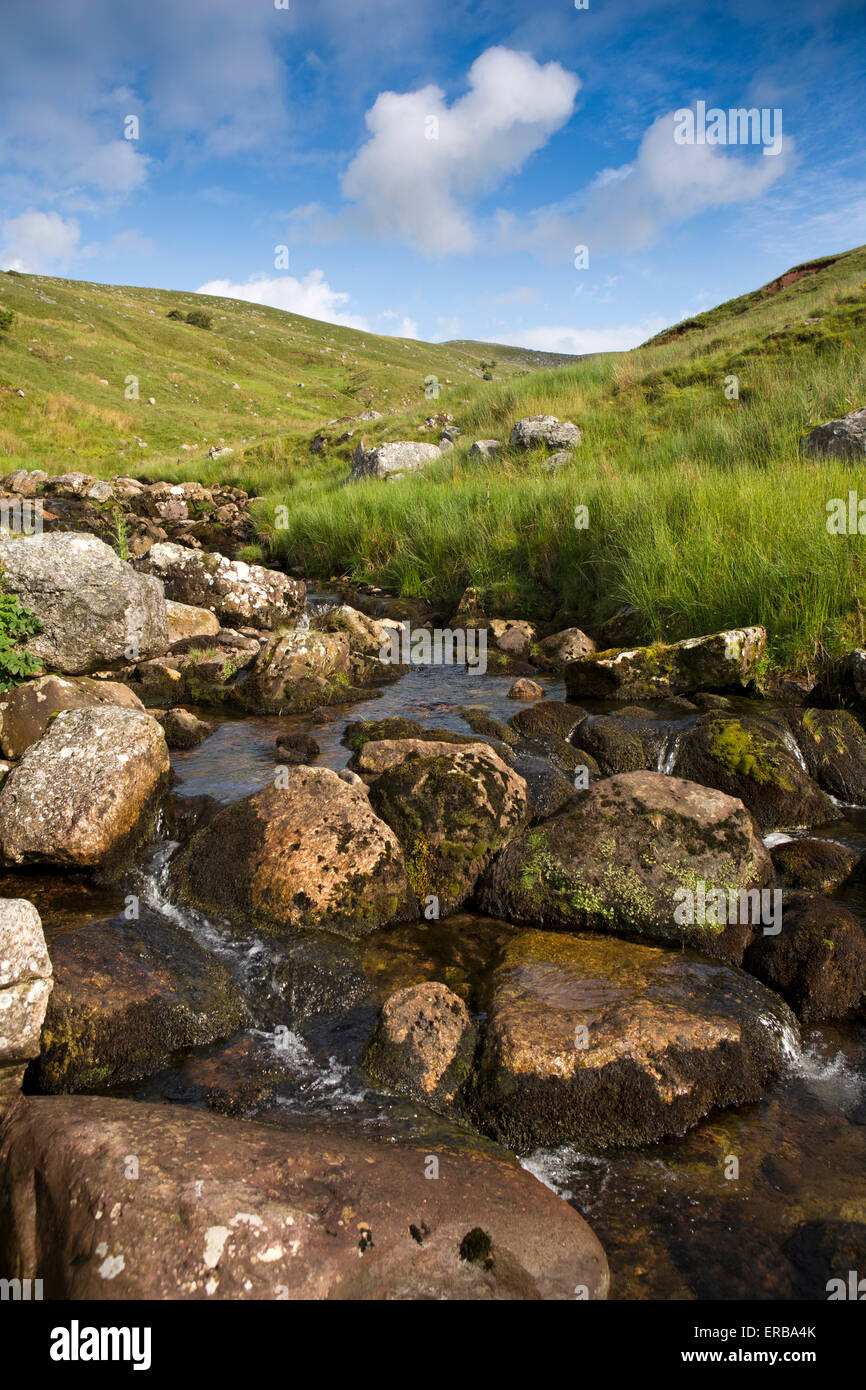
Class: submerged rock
743,892,866,1023
564,627,766,702
0,707,169,870
471,930,798,1149
32,911,246,1092
478,771,772,963
671,712,836,832
0,899,53,1112
0,531,168,675
0,1095,609,1299
364,982,477,1115
172,769,416,939
368,743,528,915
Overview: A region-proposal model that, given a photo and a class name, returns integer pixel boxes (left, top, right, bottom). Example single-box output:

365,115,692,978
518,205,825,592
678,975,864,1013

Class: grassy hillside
0,273,536,475
2,247,865,673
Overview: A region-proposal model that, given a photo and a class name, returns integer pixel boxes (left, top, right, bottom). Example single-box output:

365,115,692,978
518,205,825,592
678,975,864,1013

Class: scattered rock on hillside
471,930,798,1148
0,531,168,675
0,707,169,869
564,627,767,701
350,440,442,481
172,769,416,939
0,1095,609,1300
0,899,53,1112
469,440,500,459
509,416,582,451
478,771,773,963
799,406,866,460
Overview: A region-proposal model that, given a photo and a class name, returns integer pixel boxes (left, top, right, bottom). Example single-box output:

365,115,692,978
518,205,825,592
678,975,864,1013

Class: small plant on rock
0,585,43,689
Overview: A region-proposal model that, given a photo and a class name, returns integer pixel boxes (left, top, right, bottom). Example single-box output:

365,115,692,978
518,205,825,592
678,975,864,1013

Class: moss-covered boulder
564,627,766,701
478,771,772,962
577,712,666,775
671,713,836,833
364,982,477,1114
743,892,866,1023
471,931,797,1149
243,630,354,713
368,744,528,916
770,837,858,891
507,700,588,742
171,769,416,939
784,708,866,804
32,911,245,1092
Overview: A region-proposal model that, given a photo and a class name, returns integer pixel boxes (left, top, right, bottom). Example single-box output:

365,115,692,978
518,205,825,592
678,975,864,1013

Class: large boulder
799,406,866,460
564,628,766,701
136,543,304,630
509,416,582,451
244,629,353,713
0,900,52,1112
0,674,144,760
471,931,798,1149
0,707,169,869
364,982,477,1115
172,769,416,939
367,742,528,915
743,892,866,1023
350,440,442,481
32,911,245,1092
478,771,773,963
671,713,836,833
0,531,167,674
0,1095,609,1300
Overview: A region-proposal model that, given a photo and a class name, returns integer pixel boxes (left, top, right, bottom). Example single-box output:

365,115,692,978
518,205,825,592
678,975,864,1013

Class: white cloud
339,46,579,254
194,270,369,330
502,318,668,355
0,210,81,270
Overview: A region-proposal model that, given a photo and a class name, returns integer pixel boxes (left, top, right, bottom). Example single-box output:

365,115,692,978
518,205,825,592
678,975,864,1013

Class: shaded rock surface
0,899,52,1111
743,891,866,1023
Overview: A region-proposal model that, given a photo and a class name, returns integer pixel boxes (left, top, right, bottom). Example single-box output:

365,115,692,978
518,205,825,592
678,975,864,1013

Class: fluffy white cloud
340,46,579,254
0,210,81,270
194,270,369,330
502,318,668,355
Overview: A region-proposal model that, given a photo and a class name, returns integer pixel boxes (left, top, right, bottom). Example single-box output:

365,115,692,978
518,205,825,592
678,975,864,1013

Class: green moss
705,717,788,787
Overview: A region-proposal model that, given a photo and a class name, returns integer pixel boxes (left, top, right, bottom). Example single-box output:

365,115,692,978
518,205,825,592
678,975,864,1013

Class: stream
10,593,866,1301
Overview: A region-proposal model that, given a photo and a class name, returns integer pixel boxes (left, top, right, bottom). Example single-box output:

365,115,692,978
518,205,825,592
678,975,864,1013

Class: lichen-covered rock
478,771,773,963
351,735,488,776
166,599,221,648
0,674,144,760
672,713,836,833
509,416,582,451
367,744,528,915
244,630,352,713
172,769,416,939
488,620,537,658
799,406,866,460
350,440,442,481
532,628,596,672
577,713,662,775
32,911,245,1092
137,542,304,630
469,439,500,459
471,930,798,1149
0,1095,609,1300
315,603,399,657
783,708,866,804
771,837,858,891
0,707,169,869
0,531,168,674
564,628,766,701
743,892,866,1023
364,982,477,1114
0,899,52,1111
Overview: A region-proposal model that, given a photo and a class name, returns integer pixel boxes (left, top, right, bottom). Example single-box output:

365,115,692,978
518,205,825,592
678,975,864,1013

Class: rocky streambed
1,502,865,1301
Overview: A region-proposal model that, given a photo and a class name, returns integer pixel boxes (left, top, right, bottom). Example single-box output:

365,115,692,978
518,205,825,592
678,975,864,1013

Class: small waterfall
657,728,684,775
779,726,809,774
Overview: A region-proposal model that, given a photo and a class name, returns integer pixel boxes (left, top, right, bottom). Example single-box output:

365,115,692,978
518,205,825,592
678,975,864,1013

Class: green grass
2,247,866,674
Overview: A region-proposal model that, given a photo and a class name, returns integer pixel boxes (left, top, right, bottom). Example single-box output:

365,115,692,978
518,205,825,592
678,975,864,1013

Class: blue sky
1,0,864,350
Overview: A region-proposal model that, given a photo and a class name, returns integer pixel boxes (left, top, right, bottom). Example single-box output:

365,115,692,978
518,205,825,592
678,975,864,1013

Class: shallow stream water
11,598,866,1300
